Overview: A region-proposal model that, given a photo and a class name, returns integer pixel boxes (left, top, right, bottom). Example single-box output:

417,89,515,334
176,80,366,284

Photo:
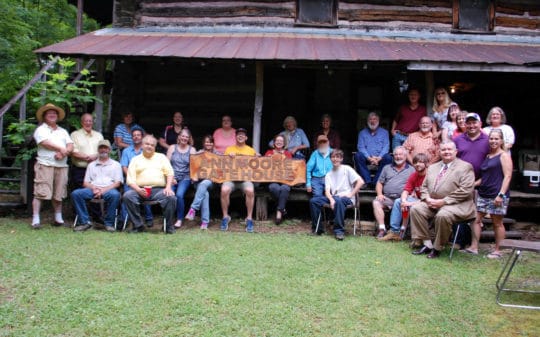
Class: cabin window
295,0,338,27
452,0,495,33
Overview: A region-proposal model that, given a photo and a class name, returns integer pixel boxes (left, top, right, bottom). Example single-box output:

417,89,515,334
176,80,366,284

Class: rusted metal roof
35,28,540,68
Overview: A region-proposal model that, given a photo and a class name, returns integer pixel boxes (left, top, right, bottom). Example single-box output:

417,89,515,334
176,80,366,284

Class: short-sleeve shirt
84,158,123,188
34,123,73,167
378,163,415,198
278,128,310,152
126,152,174,187
483,124,515,148
454,132,490,179
403,131,440,164
264,149,292,158
70,128,104,168
120,146,143,168
403,171,426,199
113,123,144,148
325,165,361,203
394,105,427,134
224,144,256,156
213,128,236,155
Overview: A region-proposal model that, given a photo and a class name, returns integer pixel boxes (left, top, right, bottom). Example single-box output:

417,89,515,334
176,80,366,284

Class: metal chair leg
449,224,461,261
353,208,358,236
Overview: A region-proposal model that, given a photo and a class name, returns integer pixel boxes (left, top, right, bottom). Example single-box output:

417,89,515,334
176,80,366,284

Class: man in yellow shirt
123,135,176,234
70,113,104,188
221,128,257,232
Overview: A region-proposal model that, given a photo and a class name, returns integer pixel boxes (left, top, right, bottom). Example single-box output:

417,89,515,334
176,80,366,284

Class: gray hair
486,106,507,125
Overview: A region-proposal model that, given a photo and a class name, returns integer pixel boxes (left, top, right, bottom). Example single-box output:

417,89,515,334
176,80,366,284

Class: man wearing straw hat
31,103,74,229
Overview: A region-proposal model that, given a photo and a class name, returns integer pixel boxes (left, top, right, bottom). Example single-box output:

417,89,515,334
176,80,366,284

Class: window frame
452,0,495,34
295,0,339,28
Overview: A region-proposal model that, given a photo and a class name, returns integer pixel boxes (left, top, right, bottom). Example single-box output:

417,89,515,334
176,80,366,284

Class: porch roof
35,28,540,72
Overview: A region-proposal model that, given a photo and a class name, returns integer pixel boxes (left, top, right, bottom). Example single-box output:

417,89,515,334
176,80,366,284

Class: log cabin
30,1,540,217
36,1,539,160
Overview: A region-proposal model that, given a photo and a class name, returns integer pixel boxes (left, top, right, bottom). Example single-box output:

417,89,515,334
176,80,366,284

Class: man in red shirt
391,88,427,150
379,153,430,241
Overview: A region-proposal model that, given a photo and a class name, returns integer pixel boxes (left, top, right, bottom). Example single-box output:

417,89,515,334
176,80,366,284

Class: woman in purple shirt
465,129,513,259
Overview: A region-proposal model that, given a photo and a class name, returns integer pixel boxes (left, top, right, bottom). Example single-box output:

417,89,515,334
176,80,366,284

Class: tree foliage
0,0,99,115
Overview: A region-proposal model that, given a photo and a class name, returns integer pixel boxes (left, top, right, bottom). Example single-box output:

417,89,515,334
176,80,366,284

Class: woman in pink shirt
212,115,236,154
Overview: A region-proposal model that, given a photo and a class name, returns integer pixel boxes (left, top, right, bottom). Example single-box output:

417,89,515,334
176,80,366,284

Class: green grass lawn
1,217,539,337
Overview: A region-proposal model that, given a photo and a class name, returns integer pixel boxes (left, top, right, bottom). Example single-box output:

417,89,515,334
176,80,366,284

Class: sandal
487,252,503,259
460,248,478,255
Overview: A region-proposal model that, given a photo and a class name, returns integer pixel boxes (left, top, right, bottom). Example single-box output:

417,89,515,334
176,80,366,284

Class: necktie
434,164,448,191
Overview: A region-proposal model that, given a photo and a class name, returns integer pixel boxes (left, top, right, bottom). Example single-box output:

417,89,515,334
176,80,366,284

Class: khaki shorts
222,181,254,193
33,163,68,201
373,195,396,210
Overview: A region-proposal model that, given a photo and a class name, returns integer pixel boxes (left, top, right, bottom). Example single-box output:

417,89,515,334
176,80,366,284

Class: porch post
94,58,106,133
425,71,434,113
252,62,264,153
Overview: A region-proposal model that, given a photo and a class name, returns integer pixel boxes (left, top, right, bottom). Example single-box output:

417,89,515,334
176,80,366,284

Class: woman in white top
483,106,515,152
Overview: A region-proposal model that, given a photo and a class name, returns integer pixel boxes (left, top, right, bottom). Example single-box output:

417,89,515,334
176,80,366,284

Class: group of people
357,87,514,258
29,86,514,257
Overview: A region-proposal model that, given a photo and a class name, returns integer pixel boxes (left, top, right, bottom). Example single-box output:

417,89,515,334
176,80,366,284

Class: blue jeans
309,176,325,197
71,187,121,227
392,133,408,150
121,185,153,222
268,183,290,211
173,179,192,220
389,196,418,233
353,152,392,185
310,195,352,235
189,179,213,223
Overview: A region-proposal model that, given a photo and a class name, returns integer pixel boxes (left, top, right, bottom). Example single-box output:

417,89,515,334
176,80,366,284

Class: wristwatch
497,192,506,199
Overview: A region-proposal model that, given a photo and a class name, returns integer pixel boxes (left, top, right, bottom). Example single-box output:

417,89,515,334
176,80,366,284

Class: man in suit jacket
409,140,476,258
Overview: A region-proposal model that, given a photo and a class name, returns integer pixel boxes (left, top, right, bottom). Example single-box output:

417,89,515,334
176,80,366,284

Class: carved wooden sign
190,152,306,186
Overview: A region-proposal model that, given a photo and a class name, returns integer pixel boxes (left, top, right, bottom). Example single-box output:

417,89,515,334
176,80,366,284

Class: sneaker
200,222,208,230
246,219,254,233
105,226,116,233
220,216,231,231
335,233,344,241
74,223,92,232
165,227,176,234
185,208,196,221
376,229,386,239
174,220,182,229
145,219,154,228
379,231,401,241
31,223,41,230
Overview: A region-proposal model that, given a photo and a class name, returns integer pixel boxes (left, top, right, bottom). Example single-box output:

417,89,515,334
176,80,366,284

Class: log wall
113,1,539,34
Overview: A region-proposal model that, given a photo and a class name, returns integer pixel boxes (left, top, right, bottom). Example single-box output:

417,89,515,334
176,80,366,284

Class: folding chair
315,194,360,236
449,219,475,260
122,200,167,233
496,239,540,310
73,198,118,228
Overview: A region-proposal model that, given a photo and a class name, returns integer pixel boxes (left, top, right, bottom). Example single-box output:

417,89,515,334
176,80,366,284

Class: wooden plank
94,58,106,133
339,9,452,23
252,62,263,153
341,0,450,7
495,16,540,29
